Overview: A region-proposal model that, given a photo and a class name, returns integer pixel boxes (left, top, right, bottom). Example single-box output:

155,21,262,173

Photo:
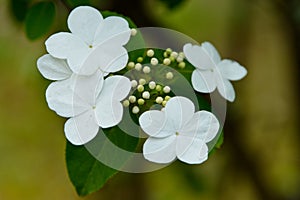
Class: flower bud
166,72,174,79
156,85,162,92
129,95,136,103
143,66,151,74
139,78,146,85
142,91,150,99
123,100,130,107
131,80,138,88
137,57,143,63
163,58,171,65
131,28,137,36
178,62,186,69
163,86,171,93
148,81,156,89
155,96,163,104
132,106,139,114
138,98,145,105
151,58,159,66
147,49,154,57
137,85,144,92
135,63,142,71
127,62,135,69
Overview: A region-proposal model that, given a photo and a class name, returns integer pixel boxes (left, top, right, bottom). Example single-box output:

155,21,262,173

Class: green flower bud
138,98,145,105
137,85,144,92
137,57,143,63
178,62,186,69
123,100,130,107
139,78,146,85
127,62,135,69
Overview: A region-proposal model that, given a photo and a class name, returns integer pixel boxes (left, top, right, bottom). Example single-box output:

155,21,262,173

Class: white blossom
183,42,247,102
139,96,220,164
45,6,131,75
46,72,131,145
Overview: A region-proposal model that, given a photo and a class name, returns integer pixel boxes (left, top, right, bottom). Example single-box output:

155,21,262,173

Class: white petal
64,110,99,145
95,100,123,128
176,136,208,164
94,16,131,46
100,75,131,100
37,54,72,81
183,43,215,70
46,78,88,117
217,59,247,81
94,76,131,128
100,47,128,73
79,44,128,75
201,42,221,64
165,96,195,130
216,77,236,102
180,111,219,143
72,70,104,106
68,6,103,45
143,136,177,164
45,32,90,73
139,110,173,138
191,69,216,93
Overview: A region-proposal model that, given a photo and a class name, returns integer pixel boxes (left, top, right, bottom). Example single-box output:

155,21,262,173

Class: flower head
183,42,247,102
139,96,220,164
45,6,131,75
45,71,131,145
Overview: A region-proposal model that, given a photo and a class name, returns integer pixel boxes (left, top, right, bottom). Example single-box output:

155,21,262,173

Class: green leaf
101,10,137,28
64,0,90,8
9,0,31,22
66,142,117,196
25,2,55,40
66,125,139,196
158,0,186,9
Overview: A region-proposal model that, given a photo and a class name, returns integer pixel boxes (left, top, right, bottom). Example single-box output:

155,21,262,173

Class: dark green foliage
65,0,90,8
9,0,31,22
25,2,55,40
66,141,117,196
158,0,186,9
66,125,139,196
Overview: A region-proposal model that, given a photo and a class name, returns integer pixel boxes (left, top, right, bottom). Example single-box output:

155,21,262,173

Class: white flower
45,6,131,75
45,70,131,145
183,42,247,102
139,96,220,164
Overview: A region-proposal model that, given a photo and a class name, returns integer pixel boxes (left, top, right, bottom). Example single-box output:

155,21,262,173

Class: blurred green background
1,0,299,199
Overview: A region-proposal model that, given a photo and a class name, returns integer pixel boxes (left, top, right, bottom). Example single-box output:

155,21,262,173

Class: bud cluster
122,47,187,115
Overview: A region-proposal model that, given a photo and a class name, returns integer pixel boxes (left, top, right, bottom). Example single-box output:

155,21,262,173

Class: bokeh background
0,0,299,199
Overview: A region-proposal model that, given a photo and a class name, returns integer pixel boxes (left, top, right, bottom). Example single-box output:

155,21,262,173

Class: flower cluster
37,6,247,165
37,6,132,145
